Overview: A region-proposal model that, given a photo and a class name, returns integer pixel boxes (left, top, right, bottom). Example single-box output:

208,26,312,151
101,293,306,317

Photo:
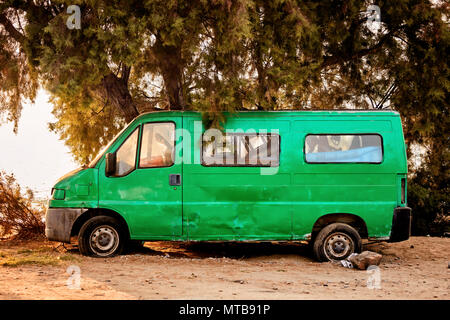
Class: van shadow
133,241,314,260
63,238,314,260
63,239,383,261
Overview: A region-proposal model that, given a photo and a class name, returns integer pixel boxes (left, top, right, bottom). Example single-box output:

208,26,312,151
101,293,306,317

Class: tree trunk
99,73,139,122
153,37,186,110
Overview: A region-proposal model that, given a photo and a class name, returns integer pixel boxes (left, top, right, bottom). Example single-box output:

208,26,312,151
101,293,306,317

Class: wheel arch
71,208,130,239
311,213,368,240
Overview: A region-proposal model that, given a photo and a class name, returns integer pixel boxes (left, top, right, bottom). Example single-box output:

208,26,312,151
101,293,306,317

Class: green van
45,110,412,261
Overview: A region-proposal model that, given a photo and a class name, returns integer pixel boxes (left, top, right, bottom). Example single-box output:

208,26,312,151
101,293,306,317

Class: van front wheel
313,223,362,262
78,216,125,257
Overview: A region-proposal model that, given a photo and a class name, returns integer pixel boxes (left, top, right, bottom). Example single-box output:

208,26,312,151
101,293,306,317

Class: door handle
169,174,181,186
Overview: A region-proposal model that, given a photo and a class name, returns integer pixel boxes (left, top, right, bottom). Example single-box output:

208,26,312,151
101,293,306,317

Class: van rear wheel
313,223,362,262
78,216,125,257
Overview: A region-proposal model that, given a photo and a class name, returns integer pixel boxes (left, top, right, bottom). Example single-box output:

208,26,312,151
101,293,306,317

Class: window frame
137,121,177,169
303,133,384,164
109,126,141,178
201,132,281,167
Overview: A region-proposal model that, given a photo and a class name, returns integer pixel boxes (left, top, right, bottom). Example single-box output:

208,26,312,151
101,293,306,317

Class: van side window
202,133,280,167
139,122,175,168
304,134,382,163
115,128,139,176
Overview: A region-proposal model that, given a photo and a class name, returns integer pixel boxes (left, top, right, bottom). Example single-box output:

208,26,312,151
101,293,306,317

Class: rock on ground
349,251,383,270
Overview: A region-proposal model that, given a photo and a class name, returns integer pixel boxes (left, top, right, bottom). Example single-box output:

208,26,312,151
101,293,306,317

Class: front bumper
45,208,86,243
389,206,412,242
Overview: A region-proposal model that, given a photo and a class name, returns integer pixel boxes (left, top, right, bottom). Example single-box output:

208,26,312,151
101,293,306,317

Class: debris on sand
339,251,383,270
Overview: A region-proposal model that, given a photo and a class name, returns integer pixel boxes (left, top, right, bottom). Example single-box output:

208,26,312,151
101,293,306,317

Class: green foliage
408,136,449,235
408,182,449,236
48,93,126,164
0,7,38,132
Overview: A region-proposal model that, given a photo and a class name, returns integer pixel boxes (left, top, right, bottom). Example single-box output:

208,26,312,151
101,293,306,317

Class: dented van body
45,110,411,260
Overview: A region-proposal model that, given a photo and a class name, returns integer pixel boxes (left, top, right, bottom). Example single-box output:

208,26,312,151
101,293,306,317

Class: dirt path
0,236,448,300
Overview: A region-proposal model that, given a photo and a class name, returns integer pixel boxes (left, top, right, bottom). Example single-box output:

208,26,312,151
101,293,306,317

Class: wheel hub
89,226,119,256
324,232,354,260
333,240,345,253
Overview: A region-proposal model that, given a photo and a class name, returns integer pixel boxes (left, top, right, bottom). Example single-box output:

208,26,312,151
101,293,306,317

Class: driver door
99,117,183,239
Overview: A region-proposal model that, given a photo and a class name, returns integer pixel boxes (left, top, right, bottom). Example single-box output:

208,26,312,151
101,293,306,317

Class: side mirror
105,152,116,177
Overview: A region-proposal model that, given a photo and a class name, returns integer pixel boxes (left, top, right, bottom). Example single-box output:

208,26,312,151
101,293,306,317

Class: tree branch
321,29,397,69
0,12,26,44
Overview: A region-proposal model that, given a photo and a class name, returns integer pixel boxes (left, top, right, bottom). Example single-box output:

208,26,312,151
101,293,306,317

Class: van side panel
182,113,292,240
182,112,406,241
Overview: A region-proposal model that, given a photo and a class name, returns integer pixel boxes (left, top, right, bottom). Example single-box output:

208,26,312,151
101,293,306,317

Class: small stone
233,280,246,284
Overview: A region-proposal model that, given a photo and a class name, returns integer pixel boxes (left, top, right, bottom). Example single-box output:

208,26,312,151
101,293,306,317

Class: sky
0,90,78,199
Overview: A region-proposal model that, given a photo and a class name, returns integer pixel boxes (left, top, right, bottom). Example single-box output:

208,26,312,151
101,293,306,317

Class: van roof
136,109,400,120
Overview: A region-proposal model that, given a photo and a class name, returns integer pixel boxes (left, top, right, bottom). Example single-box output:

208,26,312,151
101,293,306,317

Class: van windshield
88,123,132,168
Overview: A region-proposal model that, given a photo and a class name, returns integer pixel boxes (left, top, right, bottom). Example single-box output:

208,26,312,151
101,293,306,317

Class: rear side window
304,134,383,163
202,133,280,167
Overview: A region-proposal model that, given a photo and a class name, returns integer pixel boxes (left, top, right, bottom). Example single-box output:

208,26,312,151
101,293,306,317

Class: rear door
98,116,183,239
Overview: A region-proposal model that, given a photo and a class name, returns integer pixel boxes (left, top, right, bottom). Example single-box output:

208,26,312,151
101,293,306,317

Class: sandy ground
0,236,448,300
